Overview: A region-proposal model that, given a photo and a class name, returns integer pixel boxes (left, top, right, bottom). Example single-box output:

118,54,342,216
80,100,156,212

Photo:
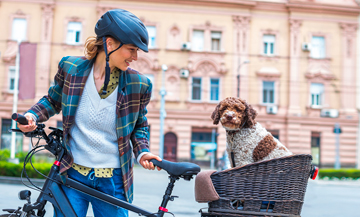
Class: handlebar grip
12,113,29,125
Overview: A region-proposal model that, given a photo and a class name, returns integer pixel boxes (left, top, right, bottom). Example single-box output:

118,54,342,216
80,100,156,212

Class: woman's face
107,38,138,71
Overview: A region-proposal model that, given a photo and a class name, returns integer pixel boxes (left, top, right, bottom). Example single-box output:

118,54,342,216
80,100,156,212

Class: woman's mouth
125,60,131,66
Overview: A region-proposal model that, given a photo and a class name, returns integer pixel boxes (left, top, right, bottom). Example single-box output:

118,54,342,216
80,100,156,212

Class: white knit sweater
69,67,120,168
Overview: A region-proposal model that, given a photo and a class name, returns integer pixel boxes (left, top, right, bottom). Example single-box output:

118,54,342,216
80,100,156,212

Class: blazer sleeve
131,79,152,159
26,57,68,122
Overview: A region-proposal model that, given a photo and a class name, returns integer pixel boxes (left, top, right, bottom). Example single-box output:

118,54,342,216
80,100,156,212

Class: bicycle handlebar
12,113,29,125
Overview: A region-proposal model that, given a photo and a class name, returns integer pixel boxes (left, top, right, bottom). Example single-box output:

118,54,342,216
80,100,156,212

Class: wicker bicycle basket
206,154,313,217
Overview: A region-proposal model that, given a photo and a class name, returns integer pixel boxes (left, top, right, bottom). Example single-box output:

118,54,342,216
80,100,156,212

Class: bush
319,169,360,180
0,149,10,161
0,161,52,179
0,149,36,162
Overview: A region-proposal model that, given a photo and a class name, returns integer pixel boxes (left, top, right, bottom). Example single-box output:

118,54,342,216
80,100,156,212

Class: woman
17,9,160,217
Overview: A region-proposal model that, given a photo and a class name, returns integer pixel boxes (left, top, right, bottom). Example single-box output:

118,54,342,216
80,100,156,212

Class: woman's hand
17,115,37,132
139,153,162,171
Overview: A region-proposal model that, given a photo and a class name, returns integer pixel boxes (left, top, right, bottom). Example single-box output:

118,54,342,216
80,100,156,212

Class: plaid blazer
27,56,152,203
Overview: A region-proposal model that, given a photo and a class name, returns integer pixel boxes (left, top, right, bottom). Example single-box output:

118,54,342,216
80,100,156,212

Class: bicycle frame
7,114,199,217
25,161,165,217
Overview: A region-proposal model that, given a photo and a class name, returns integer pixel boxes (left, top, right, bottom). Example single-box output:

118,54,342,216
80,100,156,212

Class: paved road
0,167,360,217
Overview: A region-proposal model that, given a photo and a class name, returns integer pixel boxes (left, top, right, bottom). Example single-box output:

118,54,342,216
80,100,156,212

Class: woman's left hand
139,153,162,171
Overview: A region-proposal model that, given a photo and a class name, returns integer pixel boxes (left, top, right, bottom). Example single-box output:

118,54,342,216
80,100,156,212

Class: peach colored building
0,0,359,167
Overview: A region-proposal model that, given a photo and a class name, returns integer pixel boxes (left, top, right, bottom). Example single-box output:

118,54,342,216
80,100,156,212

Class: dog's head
211,97,257,130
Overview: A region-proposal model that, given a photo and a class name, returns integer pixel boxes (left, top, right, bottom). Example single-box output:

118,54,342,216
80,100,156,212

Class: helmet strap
101,37,123,95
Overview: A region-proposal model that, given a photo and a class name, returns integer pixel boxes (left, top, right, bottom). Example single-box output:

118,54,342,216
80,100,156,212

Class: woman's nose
132,51,138,61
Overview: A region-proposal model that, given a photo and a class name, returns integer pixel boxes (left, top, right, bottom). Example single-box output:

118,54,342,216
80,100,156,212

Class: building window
192,77,202,100
190,129,217,162
146,26,156,49
66,22,82,44
263,34,275,55
11,18,27,42
311,132,321,166
210,78,220,101
311,36,326,59
211,31,221,51
262,81,275,104
310,83,324,107
8,66,16,92
192,30,204,51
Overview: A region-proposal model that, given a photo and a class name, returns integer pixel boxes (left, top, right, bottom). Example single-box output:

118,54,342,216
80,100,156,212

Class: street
0,166,359,217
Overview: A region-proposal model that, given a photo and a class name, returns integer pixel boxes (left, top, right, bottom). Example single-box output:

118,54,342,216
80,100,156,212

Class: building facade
0,0,359,167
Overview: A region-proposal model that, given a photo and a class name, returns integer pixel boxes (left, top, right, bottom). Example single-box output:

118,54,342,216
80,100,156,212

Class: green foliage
0,149,10,161
0,149,36,162
0,161,52,179
319,168,360,179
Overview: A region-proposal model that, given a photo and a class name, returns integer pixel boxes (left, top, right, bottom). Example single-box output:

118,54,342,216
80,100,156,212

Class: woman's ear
106,37,116,51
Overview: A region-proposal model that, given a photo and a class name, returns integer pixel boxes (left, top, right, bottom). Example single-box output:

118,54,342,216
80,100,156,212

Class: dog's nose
226,114,233,120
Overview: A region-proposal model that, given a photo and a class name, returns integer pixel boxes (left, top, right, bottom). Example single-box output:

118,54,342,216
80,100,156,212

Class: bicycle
0,113,201,217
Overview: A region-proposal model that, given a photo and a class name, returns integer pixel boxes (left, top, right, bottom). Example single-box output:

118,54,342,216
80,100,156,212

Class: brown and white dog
211,97,292,168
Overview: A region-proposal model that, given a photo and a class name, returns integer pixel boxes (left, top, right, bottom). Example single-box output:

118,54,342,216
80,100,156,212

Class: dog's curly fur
211,97,292,167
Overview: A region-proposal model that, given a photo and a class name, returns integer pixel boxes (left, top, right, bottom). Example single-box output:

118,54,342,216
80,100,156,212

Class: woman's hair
84,36,104,60
84,36,119,60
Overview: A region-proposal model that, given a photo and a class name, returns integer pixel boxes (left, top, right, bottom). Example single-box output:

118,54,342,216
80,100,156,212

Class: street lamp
159,64,168,159
237,60,249,98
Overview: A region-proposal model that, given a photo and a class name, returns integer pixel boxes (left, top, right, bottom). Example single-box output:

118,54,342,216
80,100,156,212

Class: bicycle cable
21,145,46,192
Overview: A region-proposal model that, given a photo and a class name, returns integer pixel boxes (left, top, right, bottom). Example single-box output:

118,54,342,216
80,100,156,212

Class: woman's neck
93,51,115,80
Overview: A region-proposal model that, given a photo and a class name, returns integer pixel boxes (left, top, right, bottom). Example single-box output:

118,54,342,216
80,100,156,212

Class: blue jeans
54,167,128,217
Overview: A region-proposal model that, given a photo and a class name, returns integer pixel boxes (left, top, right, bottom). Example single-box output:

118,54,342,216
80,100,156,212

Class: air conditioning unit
320,109,339,118
181,42,191,51
302,43,311,51
266,105,278,114
179,69,189,78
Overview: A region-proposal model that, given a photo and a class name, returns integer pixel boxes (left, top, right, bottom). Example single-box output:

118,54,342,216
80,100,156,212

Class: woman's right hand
17,115,37,132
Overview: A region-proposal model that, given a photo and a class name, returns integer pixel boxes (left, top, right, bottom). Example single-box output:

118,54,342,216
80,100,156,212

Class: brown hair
84,36,120,60
84,36,104,60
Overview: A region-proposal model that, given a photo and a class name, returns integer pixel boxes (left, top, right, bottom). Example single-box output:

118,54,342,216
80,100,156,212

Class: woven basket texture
208,154,313,216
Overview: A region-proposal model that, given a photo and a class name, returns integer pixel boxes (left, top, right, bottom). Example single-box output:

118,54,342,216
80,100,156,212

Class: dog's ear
242,101,257,128
245,103,257,128
211,103,221,125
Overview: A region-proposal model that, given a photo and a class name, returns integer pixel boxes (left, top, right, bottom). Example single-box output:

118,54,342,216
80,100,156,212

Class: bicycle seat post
157,175,178,217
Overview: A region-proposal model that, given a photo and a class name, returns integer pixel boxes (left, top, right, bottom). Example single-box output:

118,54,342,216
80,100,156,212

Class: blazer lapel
64,58,94,133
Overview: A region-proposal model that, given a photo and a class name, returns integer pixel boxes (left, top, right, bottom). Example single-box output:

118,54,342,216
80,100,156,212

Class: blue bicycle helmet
95,9,149,95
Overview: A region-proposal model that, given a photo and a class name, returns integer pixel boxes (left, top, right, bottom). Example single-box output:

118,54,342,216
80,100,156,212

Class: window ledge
307,57,332,61
186,100,220,104
308,105,323,110
260,103,276,106
189,51,226,55
258,54,280,59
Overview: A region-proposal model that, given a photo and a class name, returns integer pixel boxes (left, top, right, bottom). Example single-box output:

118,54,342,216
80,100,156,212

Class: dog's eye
235,106,242,112
220,105,228,111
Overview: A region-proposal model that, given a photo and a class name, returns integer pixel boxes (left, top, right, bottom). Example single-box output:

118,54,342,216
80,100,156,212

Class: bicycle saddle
150,159,201,180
